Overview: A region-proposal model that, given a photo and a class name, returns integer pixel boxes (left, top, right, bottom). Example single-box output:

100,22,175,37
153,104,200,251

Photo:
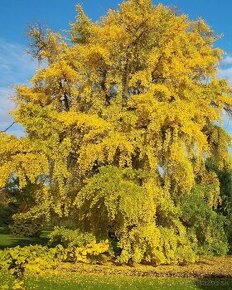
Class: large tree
0,0,231,264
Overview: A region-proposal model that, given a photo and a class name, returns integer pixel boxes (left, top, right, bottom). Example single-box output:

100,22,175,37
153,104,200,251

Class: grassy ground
0,227,49,250
0,271,232,290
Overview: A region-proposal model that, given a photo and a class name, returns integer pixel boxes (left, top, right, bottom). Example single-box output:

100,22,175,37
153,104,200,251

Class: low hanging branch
0,121,16,133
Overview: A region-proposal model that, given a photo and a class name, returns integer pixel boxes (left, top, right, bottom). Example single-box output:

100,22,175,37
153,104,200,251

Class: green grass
1,272,232,290
28,276,232,290
0,227,49,250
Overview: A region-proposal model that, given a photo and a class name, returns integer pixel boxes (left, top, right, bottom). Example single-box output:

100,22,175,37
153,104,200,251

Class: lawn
1,272,232,290
0,227,49,250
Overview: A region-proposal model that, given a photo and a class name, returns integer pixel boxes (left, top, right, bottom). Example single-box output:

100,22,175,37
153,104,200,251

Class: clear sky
0,0,231,135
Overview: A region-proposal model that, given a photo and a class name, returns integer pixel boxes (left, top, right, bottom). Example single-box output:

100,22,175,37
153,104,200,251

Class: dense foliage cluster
0,0,231,265
0,240,109,276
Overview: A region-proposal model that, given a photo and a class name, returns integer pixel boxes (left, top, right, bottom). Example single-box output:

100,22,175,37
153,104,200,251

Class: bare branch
0,122,16,133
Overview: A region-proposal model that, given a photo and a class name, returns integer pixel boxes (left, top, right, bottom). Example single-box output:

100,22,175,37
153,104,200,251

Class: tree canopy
0,0,231,264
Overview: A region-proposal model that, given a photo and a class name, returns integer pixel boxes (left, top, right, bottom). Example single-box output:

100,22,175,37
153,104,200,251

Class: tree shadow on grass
0,226,49,250
0,227,9,235
195,278,232,290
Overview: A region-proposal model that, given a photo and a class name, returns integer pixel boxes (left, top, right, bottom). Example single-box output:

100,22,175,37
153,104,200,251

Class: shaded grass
0,227,49,250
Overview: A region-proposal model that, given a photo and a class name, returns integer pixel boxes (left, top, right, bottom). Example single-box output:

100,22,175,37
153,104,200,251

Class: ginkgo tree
0,0,232,264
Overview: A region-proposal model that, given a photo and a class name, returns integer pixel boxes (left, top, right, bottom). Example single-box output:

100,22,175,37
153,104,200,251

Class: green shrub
9,219,42,237
48,226,95,247
181,189,228,256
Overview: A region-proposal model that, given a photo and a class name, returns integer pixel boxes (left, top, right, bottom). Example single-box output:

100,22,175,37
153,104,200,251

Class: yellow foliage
74,240,109,263
0,0,231,264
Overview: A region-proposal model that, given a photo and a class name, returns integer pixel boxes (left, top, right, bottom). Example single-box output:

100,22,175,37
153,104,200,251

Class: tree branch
0,122,16,133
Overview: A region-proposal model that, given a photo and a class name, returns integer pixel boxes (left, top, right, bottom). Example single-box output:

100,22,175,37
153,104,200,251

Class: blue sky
0,0,231,135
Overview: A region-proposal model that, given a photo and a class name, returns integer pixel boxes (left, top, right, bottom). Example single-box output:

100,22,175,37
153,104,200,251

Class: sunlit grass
1,271,232,290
